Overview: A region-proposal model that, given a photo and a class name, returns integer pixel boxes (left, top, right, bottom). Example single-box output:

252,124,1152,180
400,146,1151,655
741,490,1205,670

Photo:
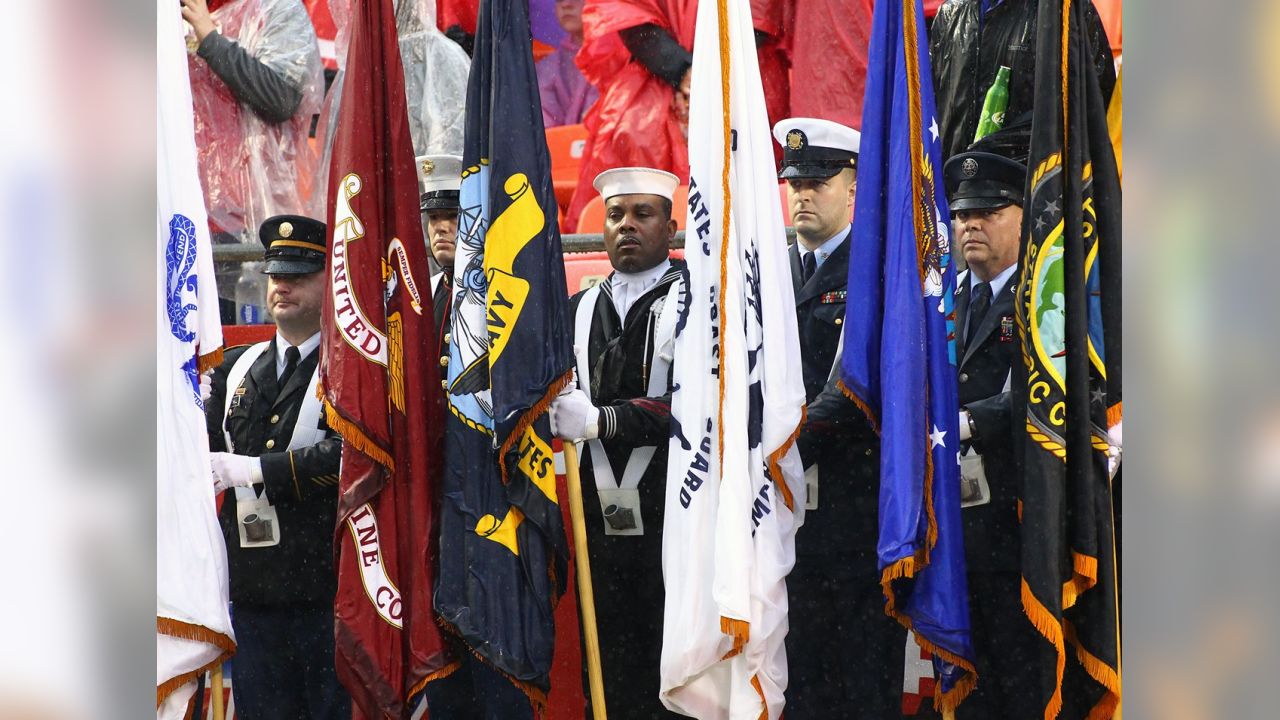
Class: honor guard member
944,137,1044,719
416,152,537,719
772,118,905,717
205,215,351,719
549,167,686,719
418,153,462,349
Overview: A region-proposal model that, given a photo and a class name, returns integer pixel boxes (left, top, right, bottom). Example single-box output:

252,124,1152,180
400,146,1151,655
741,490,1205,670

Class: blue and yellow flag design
838,0,976,710
434,0,573,704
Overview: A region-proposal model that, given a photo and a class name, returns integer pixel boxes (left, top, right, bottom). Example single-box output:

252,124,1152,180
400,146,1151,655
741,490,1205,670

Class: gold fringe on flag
156,617,236,708
197,346,224,375
496,369,574,486
323,400,394,470
765,406,806,512
1022,578,1067,719
719,616,750,660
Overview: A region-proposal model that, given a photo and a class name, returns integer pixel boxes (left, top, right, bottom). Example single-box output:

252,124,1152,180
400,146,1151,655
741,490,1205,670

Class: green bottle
974,66,1011,142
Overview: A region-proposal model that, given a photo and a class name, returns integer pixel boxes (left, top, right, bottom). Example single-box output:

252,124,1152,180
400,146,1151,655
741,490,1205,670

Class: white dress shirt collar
609,259,672,326
973,262,1018,299
276,331,321,379
797,224,851,268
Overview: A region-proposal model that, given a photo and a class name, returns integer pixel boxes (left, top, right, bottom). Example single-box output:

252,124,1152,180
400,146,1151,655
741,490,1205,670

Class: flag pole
562,441,608,720
210,664,225,720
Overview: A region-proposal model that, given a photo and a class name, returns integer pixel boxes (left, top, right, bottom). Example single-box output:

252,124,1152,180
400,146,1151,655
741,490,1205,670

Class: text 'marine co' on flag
319,0,452,713
1017,0,1122,716
838,0,977,711
434,0,574,707
659,0,807,717
157,0,234,714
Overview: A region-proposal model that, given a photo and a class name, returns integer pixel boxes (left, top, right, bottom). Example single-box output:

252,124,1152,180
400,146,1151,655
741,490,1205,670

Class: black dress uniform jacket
567,260,685,720
953,270,1020,572
207,338,341,608
789,235,880,565
784,233,904,718
952,270,1042,719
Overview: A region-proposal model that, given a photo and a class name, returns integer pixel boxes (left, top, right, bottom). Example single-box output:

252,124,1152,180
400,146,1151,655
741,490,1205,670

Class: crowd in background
184,0,1121,235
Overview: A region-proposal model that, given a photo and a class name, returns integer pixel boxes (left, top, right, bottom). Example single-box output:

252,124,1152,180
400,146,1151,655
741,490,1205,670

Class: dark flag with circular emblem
1016,0,1123,716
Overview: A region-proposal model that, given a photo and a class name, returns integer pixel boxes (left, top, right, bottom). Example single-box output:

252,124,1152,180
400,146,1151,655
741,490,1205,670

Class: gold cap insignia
279,221,294,238
786,130,804,151
421,159,435,175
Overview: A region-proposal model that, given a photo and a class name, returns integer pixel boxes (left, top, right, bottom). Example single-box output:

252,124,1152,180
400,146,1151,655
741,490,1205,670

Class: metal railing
211,228,798,262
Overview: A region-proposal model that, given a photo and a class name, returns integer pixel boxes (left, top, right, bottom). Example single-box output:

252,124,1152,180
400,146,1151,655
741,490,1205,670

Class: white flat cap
592,167,680,201
771,118,861,179
417,154,462,211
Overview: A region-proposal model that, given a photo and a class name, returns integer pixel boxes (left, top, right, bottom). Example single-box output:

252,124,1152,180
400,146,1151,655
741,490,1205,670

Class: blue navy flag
838,0,976,710
433,0,574,706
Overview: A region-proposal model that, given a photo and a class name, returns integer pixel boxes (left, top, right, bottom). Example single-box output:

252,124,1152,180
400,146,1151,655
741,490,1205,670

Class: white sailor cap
771,117,861,179
416,154,462,212
592,167,680,201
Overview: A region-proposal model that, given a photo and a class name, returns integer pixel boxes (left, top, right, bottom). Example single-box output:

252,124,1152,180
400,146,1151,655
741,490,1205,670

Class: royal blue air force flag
157,0,235,716
838,0,977,711
433,0,573,707
659,0,807,717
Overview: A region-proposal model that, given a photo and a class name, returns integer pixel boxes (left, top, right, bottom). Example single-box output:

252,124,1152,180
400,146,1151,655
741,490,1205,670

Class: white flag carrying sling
157,0,236,715
659,0,807,716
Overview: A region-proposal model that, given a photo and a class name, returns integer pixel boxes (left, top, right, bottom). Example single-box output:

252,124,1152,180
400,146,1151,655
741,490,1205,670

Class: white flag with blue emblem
157,0,235,716
659,0,807,716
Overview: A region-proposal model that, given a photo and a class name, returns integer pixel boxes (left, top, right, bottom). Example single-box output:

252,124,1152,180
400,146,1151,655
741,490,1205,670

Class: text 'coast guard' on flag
433,0,574,707
659,0,807,717
157,0,235,714
838,0,977,710
318,0,452,713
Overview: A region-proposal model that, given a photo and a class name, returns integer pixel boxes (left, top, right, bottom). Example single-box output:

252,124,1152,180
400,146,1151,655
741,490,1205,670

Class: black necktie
278,346,301,389
967,282,992,345
801,251,817,284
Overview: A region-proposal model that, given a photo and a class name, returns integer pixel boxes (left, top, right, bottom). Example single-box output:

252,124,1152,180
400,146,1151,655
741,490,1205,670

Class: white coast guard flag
659,0,806,716
157,0,235,716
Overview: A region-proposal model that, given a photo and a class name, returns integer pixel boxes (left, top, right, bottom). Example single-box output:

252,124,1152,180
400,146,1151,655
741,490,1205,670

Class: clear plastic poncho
187,0,325,241
312,0,470,211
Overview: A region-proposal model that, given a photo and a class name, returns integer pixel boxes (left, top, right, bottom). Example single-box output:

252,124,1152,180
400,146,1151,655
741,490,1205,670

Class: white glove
549,388,599,441
199,372,213,403
211,452,263,493
958,409,973,442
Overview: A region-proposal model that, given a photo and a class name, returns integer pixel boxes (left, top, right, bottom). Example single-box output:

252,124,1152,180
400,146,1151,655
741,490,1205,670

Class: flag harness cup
221,341,325,548
572,280,682,536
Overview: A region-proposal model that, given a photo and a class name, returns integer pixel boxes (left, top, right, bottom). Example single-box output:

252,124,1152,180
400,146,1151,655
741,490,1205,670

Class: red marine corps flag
319,0,453,714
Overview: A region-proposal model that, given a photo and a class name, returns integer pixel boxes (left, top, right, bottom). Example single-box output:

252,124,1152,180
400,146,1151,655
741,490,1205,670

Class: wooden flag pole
210,664,226,720
562,441,608,720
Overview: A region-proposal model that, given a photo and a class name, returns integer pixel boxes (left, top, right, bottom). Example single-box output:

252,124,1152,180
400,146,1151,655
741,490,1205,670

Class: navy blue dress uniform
205,215,350,719
942,149,1044,719
774,119,906,718
566,259,686,720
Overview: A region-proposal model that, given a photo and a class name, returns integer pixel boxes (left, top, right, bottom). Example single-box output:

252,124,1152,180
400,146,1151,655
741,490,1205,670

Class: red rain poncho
564,0,788,231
